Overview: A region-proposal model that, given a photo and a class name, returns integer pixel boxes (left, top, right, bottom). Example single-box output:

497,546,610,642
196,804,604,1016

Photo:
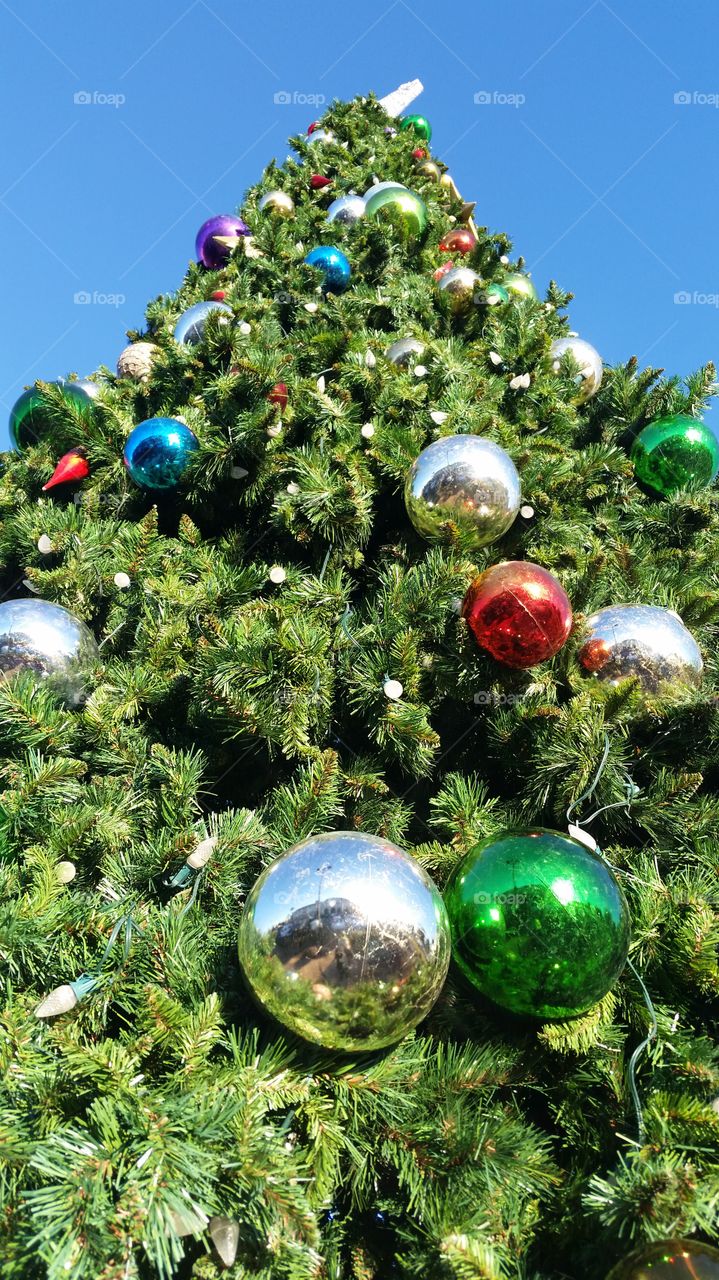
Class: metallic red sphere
210,290,227,301
463,561,573,668
268,382,288,411
439,228,477,256
412,147,426,159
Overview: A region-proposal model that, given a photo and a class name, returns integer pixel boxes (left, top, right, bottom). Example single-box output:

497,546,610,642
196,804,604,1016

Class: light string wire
566,731,656,1141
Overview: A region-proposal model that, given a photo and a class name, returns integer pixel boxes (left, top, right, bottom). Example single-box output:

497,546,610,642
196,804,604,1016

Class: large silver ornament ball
326,194,366,226
238,830,451,1051
437,266,481,311
116,342,160,383
405,435,521,548
385,337,426,367
578,604,703,695
0,598,99,707
549,337,603,403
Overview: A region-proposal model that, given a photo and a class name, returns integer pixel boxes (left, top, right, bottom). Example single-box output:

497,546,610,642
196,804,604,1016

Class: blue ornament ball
124,417,199,491
304,245,351,292
173,300,232,346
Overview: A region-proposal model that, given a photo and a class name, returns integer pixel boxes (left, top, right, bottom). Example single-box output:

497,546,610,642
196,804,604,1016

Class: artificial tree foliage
2,90,719,1280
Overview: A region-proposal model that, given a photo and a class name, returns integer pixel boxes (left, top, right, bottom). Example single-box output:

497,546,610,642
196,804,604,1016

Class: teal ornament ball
399,113,432,143
444,828,630,1020
364,185,427,237
631,414,719,496
304,245,351,292
9,379,98,451
124,417,199,491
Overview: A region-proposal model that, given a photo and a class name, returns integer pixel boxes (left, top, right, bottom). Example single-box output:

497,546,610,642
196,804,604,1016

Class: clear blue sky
1,0,717,449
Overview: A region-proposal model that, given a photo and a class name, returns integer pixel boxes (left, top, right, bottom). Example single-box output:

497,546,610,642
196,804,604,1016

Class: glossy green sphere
364,185,427,237
399,113,432,143
503,273,538,301
605,1239,719,1280
9,380,97,451
631,414,719,496
445,828,630,1020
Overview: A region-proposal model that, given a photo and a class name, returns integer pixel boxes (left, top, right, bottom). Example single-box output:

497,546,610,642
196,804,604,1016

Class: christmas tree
2,82,719,1280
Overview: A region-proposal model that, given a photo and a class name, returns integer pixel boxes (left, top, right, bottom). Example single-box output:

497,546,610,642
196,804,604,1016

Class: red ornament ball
463,561,573,669
307,120,320,135
439,228,477,255
433,260,455,281
412,147,426,159
210,290,227,301
310,174,332,189
268,382,288,411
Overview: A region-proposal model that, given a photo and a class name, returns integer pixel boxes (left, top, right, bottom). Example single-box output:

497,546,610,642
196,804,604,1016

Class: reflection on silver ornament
237,830,451,1051
0,598,99,707
549,337,603,403
326,194,366,225
436,266,481,311
405,435,520,548
578,604,703,695
385,337,426,367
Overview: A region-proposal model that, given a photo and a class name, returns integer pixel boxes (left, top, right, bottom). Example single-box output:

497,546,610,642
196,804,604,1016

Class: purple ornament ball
195,214,249,270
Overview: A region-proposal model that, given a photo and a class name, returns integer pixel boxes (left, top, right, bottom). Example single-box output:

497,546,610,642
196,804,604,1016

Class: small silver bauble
307,129,336,146
437,266,481,311
173,301,232,346
405,435,521,548
385,337,426,367
578,604,703,695
116,342,160,383
0,598,99,707
237,830,451,1051
326,194,366,226
257,190,295,218
549,337,603,403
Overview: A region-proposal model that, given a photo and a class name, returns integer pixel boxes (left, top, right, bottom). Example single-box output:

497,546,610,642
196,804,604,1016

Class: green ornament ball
364,184,427,237
503,272,538,301
399,113,432,143
444,828,631,1020
9,379,98,451
605,1239,719,1280
631,414,719,496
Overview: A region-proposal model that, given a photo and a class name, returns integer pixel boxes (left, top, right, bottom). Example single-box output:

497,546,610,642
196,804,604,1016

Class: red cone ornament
42,448,90,492
310,174,333,189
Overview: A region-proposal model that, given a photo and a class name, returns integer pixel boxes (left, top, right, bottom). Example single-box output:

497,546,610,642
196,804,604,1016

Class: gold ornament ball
258,190,295,218
415,159,441,181
116,342,160,383
437,266,481,311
